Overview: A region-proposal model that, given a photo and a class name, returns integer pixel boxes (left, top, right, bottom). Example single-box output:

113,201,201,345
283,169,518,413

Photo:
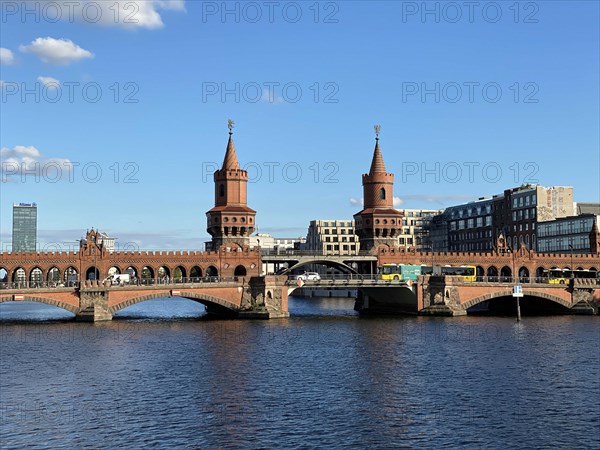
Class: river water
1,297,598,449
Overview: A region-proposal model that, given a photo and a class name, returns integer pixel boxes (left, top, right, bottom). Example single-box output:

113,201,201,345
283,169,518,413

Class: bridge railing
261,249,375,258
0,281,80,290
0,276,249,290
287,274,380,282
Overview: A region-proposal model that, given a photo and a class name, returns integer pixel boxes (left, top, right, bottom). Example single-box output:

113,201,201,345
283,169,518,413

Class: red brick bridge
1,232,599,319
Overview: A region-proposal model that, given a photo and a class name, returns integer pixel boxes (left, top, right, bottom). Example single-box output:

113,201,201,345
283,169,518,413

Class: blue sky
1,0,599,250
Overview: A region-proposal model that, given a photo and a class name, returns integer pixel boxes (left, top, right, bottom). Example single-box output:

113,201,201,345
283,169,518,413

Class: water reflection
0,297,598,448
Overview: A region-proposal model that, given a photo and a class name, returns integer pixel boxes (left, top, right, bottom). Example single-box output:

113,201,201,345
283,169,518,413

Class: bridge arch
518,266,529,282
206,266,218,277
173,266,187,280
0,295,79,314
158,266,170,278
234,265,247,277
190,266,202,280
47,267,61,283
141,266,154,281
475,266,485,280
123,266,138,278
85,266,100,281
462,290,572,311
64,267,79,285
30,267,44,285
109,292,239,316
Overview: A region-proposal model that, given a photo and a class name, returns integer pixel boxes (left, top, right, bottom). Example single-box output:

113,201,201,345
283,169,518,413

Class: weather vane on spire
374,124,381,140
228,119,235,134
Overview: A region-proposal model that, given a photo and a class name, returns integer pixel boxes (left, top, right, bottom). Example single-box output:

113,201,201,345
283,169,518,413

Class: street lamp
92,247,97,281
568,243,574,279
568,243,574,304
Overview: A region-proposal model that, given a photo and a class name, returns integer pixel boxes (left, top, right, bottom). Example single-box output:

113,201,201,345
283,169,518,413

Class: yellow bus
543,268,598,284
379,264,476,282
421,265,477,282
379,263,402,280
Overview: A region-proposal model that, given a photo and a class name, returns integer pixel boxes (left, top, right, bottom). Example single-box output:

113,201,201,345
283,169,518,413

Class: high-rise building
12,203,37,252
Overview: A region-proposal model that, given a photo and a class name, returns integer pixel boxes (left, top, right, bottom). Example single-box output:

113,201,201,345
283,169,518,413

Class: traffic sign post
512,285,523,321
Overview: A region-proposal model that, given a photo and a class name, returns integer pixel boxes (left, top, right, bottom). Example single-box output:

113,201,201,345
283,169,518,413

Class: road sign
512,285,524,297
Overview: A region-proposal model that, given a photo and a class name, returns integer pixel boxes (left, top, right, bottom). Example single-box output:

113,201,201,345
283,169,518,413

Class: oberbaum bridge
1,125,599,321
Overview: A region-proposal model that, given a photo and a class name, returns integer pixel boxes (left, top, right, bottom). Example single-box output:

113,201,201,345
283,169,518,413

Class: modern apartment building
537,214,600,254
397,209,443,250
302,220,360,255
429,185,575,252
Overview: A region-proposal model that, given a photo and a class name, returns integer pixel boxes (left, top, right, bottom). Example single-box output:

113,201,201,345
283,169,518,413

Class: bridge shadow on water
0,301,76,323
467,295,572,316
0,294,584,322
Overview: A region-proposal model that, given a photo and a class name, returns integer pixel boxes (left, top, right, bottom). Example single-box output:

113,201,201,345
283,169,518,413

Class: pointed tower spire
369,124,387,174
222,119,240,170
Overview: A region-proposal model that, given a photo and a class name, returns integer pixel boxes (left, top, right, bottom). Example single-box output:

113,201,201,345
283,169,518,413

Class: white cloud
349,196,404,207
19,37,93,65
261,88,284,104
1,146,73,182
399,194,474,205
34,1,186,29
37,76,60,89
111,0,186,28
0,48,15,65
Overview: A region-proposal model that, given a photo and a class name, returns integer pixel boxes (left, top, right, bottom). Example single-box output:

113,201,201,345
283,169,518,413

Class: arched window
219,184,225,197
380,188,386,200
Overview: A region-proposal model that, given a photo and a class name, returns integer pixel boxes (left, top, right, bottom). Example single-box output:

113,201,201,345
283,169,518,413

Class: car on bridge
296,272,321,281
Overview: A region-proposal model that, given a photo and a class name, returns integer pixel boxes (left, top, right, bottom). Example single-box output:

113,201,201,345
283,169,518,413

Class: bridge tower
206,120,256,250
353,126,403,253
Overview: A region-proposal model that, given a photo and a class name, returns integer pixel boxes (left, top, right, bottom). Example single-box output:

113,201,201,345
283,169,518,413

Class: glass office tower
12,203,37,252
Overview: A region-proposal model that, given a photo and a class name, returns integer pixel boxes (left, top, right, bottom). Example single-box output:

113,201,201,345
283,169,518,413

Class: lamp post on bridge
568,243,574,304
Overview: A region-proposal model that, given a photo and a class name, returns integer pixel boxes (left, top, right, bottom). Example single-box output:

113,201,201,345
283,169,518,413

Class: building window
380,188,386,200
219,184,225,197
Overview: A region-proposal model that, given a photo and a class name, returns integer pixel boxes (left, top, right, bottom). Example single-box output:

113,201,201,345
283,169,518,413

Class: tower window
380,188,386,200
219,184,225,197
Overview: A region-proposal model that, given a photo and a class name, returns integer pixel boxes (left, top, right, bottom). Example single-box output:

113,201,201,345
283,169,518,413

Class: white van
104,274,130,286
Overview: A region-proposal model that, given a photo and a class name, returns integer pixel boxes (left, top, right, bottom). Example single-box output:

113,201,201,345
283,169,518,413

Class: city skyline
1,1,599,249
